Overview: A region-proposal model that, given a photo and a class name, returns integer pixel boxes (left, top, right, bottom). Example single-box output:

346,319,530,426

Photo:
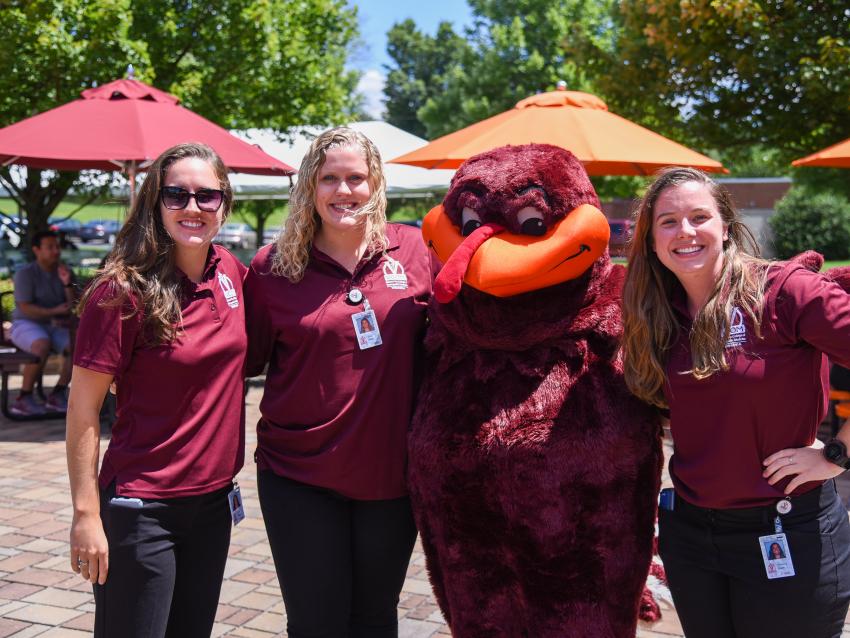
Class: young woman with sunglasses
66,142,247,638
621,167,850,638
244,127,432,637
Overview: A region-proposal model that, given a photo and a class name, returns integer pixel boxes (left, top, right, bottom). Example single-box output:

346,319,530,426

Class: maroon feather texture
408,144,663,637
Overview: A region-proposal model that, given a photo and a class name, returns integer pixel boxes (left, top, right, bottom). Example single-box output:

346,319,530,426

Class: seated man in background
10,230,75,415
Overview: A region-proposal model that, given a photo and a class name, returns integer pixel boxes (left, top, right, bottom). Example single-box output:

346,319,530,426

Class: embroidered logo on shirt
218,272,239,309
383,257,408,290
725,307,747,348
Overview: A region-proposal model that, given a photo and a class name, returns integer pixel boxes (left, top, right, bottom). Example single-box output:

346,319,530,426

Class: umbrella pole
128,162,137,212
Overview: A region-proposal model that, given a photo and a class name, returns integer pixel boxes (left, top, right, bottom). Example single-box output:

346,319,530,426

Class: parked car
49,217,83,242
0,212,26,248
215,223,255,250
262,228,279,245
80,219,121,244
608,218,632,257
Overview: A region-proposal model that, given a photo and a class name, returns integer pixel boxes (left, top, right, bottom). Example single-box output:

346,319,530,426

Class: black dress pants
258,470,418,638
93,483,232,638
659,480,850,638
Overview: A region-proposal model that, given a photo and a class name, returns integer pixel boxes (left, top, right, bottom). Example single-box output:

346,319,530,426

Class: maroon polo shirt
74,245,247,498
245,223,432,500
665,261,850,508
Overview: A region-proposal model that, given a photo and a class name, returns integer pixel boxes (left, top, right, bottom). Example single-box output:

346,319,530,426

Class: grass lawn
0,197,127,223
0,197,291,228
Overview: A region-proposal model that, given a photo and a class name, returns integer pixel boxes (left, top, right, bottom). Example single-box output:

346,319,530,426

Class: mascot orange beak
423,204,610,302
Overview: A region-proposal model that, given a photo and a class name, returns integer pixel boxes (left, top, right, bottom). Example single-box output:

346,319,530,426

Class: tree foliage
384,19,471,138
598,0,850,164
232,199,281,249
0,0,359,245
769,187,850,260
384,0,616,140
385,0,849,192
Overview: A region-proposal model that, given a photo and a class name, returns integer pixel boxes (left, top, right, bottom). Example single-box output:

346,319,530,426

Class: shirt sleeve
244,261,273,377
13,266,34,305
774,267,850,367
74,283,140,376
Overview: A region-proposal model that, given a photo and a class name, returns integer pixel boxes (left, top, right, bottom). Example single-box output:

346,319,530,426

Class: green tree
769,187,850,259
417,0,616,138
0,0,146,239
599,1,850,165
232,199,284,249
383,19,471,137
0,0,359,247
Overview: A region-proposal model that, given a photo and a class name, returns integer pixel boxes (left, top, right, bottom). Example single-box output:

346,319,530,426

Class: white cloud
356,69,386,119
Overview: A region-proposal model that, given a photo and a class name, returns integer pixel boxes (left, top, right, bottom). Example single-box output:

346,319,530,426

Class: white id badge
228,485,245,526
352,309,382,350
758,533,795,579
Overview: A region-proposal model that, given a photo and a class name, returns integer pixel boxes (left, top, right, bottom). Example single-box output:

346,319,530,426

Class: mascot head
424,143,610,302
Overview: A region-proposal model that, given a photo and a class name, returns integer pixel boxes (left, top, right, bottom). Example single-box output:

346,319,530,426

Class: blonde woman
245,127,432,637
66,143,247,638
621,167,850,638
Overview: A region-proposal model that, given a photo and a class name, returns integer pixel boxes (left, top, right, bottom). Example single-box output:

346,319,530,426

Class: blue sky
350,0,474,119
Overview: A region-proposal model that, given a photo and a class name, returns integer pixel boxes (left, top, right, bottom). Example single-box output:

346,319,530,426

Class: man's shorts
10,319,70,355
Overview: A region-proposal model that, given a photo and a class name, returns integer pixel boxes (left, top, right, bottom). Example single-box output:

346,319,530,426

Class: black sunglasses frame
160,186,225,212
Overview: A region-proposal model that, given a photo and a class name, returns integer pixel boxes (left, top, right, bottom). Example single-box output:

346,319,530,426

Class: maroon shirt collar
309,224,403,273
176,245,224,292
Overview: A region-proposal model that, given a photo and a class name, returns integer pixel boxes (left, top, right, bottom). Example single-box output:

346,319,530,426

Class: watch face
826,444,841,461
825,442,848,464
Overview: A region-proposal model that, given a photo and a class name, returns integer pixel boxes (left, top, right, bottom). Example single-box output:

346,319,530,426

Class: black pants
93,483,232,638
258,470,417,638
659,480,850,638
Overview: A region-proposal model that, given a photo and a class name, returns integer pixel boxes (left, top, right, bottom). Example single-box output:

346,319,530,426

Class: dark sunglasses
160,186,224,212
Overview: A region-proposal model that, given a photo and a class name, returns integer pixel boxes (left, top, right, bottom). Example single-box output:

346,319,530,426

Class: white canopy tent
229,121,455,199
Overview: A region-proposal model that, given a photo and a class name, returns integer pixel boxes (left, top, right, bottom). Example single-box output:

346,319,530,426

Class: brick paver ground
0,376,849,637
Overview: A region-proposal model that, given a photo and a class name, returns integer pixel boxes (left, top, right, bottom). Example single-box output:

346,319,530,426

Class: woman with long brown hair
66,142,247,638
621,166,850,638
245,126,432,637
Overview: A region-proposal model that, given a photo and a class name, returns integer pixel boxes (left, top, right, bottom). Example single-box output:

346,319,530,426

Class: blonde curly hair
272,127,388,281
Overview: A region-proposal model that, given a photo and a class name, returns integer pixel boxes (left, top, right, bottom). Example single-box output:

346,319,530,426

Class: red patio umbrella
0,78,295,203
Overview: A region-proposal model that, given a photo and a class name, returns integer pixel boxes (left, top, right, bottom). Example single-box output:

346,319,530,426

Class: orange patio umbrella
389,90,726,175
792,137,850,168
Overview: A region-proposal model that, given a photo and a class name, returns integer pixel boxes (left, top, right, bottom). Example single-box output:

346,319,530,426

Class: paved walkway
0,380,847,637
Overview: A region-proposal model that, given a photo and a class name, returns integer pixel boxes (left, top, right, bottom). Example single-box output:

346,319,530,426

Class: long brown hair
622,167,769,407
78,142,233,343
272,127,388,281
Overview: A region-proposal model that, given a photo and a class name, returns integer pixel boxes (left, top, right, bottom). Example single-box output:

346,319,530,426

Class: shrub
769,187,850,260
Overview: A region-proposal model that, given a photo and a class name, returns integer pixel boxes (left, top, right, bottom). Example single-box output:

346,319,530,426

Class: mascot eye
462,220,482,236
461,207,482,237
517,207,546,236
521,219,546,236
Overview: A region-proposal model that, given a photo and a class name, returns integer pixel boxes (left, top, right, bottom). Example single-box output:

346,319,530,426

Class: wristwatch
823,438,850,470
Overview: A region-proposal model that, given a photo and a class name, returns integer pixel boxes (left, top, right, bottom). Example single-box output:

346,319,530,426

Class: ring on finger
77,557,89,568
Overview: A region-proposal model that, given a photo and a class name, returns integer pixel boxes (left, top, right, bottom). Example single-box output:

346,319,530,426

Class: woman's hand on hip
763,445,844,494
69,512,109,585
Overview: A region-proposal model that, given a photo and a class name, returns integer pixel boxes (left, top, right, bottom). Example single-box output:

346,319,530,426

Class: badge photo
228,485,245,526
352,309,382,349
758,533,795,579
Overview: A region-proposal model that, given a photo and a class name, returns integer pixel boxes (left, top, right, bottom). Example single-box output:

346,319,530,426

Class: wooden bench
0,290,67,421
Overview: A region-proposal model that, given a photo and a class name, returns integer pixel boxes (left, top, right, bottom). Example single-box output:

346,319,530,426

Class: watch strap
823,438,850,470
